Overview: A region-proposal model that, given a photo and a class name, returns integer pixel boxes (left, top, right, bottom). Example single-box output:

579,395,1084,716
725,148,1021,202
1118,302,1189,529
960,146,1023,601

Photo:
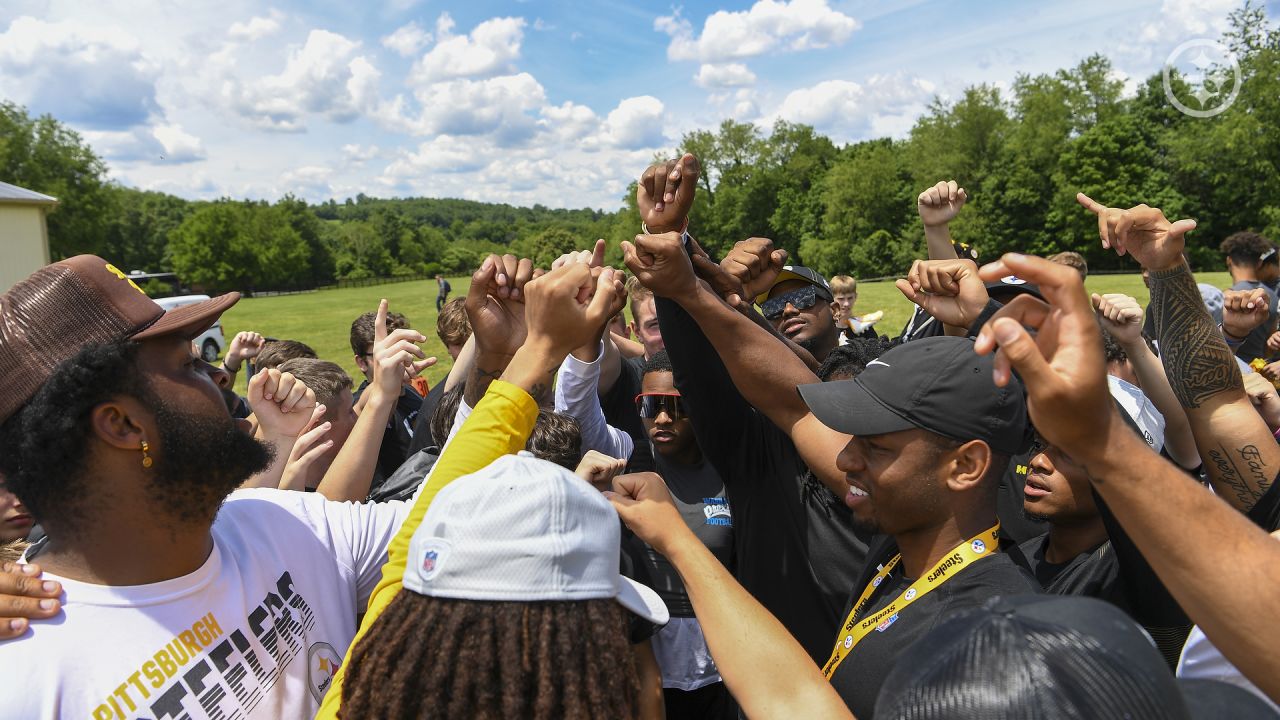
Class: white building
0,180,57,291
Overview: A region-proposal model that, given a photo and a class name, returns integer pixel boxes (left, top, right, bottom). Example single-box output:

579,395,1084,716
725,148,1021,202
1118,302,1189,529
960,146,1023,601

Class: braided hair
339,592,639,719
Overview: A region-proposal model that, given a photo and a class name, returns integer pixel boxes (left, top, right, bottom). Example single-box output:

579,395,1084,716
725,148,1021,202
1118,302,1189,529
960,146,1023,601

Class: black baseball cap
874,595,1278,720
754,265,833,305
797,335,1027,454
985,274,1044,302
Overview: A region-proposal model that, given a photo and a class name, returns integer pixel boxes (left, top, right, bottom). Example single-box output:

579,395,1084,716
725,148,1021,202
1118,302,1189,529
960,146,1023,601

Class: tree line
3,3,1277,292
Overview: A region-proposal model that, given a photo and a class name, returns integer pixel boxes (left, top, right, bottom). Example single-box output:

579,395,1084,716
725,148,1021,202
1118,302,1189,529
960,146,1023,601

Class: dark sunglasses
761,286,829,321
635,393,686,420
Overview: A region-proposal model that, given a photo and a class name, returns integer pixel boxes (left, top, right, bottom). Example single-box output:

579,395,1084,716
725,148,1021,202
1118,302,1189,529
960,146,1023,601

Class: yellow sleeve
317,380,539,718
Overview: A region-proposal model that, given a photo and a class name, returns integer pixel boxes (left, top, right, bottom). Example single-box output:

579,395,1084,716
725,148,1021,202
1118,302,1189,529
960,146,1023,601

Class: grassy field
219,269,1236,393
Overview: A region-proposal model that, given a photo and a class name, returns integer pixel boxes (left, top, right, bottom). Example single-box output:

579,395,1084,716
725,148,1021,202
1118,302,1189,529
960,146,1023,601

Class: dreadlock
339,593,639,720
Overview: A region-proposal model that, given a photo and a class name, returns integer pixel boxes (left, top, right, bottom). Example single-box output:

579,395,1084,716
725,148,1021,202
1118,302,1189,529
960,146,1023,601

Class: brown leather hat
0,255,239,425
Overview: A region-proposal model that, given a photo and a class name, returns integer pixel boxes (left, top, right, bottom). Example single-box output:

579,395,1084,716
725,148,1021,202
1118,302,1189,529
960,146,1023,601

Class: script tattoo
1206,445,1262,508
1149,262,1243,409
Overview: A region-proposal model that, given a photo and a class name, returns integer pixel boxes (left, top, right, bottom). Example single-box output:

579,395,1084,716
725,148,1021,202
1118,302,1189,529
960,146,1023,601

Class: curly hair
818,336,897,381
0,341,150,529
641,349,673,376
339,594,639,720
1220,231,1274,266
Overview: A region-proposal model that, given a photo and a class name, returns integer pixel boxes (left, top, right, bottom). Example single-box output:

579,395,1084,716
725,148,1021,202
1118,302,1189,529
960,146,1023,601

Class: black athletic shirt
830,535,1039,718
655,296,872,663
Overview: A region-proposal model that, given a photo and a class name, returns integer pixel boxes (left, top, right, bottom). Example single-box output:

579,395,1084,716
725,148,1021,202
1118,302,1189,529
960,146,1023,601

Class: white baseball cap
403,452,669,626
1108,376,1166,453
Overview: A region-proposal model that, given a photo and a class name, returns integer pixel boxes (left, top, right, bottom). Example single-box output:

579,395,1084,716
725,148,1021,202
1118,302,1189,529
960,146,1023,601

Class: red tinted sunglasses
634,393,686,420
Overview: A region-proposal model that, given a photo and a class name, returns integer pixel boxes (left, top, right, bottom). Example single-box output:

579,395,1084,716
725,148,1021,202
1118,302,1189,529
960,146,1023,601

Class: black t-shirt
656,297,872,663
624,455,734,617
1248,470,1280,532
600,355,655,473
406,378,448,457
830,537,1039,718
354,380,423,482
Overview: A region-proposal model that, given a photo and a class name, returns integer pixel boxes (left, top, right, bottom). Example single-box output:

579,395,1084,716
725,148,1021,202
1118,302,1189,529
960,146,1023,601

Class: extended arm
555,340,635,460
610,473,853,719
1148,261,1280,510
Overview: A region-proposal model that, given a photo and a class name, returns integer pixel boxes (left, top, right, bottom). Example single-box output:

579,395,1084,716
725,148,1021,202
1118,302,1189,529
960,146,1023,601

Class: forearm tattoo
1149,262,1242,409
465,365,504,407
1205,443,1271,507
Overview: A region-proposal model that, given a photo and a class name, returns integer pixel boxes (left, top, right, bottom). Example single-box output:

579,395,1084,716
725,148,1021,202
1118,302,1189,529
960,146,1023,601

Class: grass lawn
219,269,1236,393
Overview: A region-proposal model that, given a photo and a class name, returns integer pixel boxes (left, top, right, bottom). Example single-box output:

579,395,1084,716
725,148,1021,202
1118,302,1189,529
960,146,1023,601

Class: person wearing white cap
318,259,670,719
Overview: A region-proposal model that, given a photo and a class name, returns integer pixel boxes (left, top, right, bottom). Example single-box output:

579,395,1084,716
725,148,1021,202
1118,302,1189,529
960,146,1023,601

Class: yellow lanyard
821,523,1001,679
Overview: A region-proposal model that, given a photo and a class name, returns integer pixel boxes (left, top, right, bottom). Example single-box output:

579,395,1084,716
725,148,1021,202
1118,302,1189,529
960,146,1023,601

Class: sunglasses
634,393,686,420
761,286,830,321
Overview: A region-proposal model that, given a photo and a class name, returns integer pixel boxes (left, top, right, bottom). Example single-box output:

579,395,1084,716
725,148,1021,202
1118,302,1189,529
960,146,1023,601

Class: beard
145,399,273,526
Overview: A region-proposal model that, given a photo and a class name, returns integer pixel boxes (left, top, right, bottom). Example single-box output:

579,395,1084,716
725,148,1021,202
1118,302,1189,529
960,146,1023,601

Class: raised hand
720,237,788,302
522,264,626,355
1076,193,1197,271
248,367,318,440
894,259,989,331
621,232,699,302
551,239,607,271
224,331,265,372
1092,293,1145,346
974,253,1114,463
575,450,628,492
917,180,967,228
369,299,435,397
1222,288,1272,340
466,256,534,359
279,404,333,491
638,154,700,234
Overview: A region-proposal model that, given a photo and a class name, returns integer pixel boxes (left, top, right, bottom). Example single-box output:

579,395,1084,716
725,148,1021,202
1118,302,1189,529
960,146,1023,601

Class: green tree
169,203,259,292
0,101,115,259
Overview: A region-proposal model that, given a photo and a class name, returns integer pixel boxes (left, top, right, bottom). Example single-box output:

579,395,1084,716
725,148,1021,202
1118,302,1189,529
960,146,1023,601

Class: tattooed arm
1077,194,1280,512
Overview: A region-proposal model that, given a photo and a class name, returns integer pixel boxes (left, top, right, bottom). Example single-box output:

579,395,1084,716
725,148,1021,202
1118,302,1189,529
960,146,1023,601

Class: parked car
153,295,226,362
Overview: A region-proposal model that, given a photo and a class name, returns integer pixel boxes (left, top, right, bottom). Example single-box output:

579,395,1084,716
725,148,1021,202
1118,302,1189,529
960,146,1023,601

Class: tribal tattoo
1149,262,1242,409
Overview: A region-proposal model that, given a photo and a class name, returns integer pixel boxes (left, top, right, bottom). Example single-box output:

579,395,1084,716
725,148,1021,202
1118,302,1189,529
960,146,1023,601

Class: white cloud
341,144,381,164
413,14,525,83
221,29,380,131
228,11,282,41
1139,0,1237,44
379,72,546,143
382,135,494,178
596,96,667,149
279,165,336,198
382,22,431,57
152,124,206,162
656,0,859,63
776,74,936,140
0,17,159,129
694,63,757,88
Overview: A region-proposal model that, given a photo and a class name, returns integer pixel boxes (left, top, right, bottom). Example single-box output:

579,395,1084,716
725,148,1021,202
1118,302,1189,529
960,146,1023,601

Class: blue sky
0,0,1270,210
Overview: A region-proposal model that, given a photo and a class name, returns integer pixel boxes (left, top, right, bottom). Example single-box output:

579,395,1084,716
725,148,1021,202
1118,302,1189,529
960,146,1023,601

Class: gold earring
140,441,153,468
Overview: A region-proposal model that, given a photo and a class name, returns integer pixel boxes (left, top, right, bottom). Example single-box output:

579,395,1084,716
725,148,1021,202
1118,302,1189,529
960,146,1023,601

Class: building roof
0,181,57,206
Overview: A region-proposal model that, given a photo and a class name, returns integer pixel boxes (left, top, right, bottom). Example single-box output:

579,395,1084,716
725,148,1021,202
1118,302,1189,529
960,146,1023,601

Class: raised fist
917,180,967,228
638,154,700,234
895,259,988,331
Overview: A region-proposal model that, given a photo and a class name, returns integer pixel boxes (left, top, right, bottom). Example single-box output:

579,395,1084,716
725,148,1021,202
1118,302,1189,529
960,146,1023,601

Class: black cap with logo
753,265,833,305
797,335,1028,454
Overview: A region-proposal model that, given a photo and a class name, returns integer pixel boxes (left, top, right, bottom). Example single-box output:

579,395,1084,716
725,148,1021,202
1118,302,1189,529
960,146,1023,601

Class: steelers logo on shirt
971,539,987,554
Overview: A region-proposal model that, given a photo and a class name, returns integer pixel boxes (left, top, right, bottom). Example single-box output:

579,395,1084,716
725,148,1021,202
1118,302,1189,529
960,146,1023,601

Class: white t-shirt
0,488,408,720
1178,626,1280,712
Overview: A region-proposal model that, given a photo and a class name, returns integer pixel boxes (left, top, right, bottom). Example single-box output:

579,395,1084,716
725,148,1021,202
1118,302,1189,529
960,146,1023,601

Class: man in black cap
797,334,1040,717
